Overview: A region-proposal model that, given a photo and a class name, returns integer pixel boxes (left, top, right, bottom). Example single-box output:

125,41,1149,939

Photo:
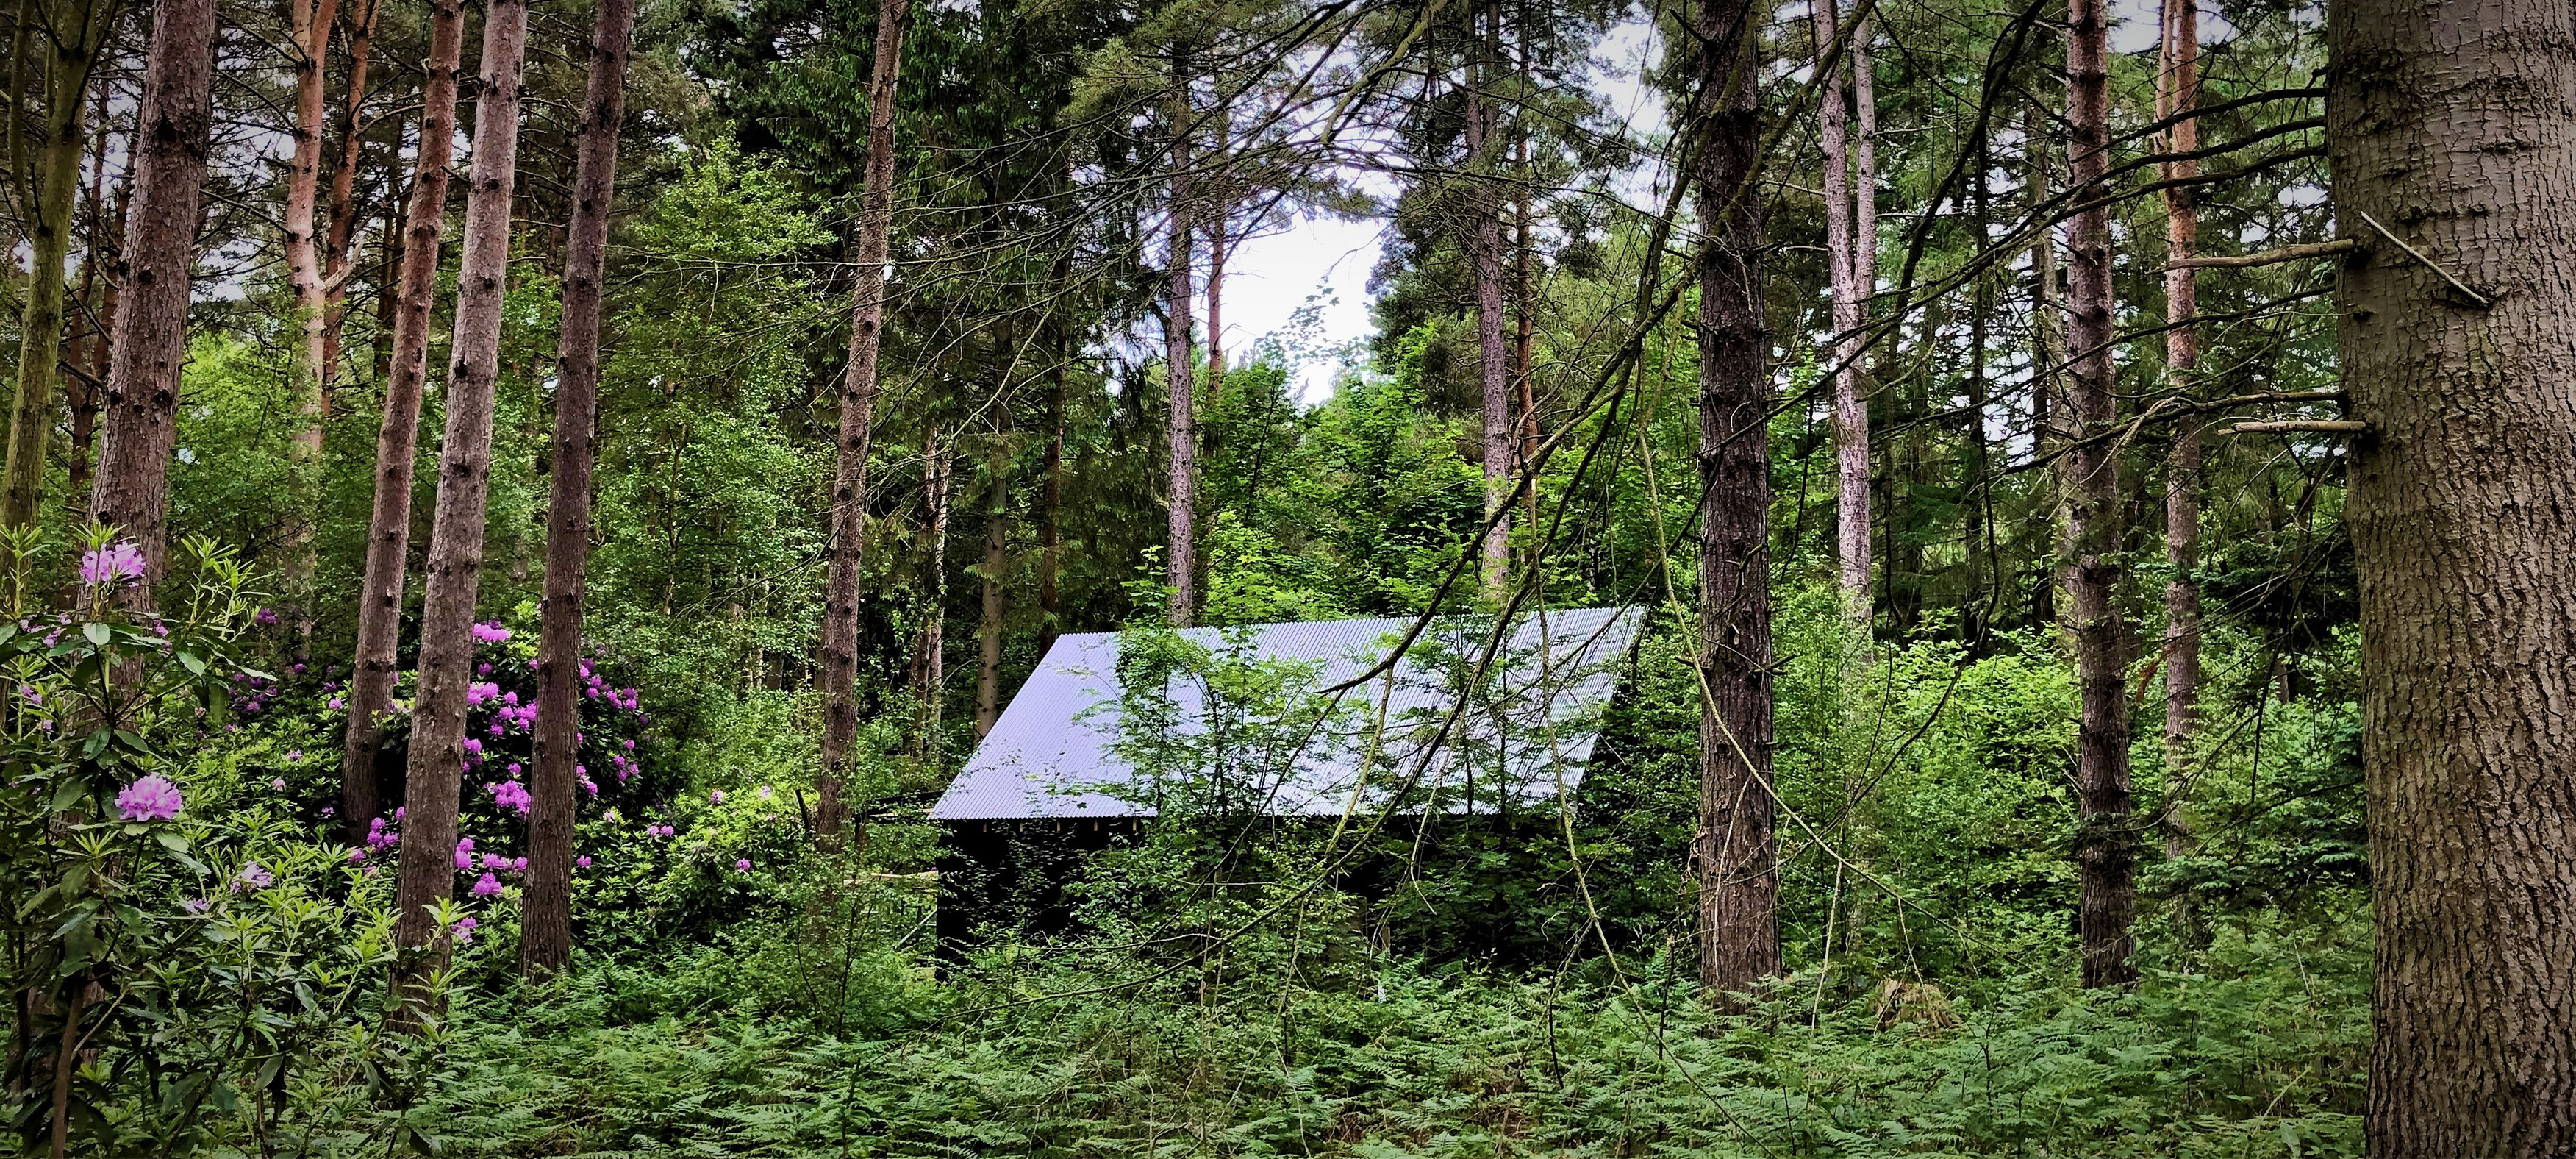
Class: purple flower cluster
488,779,532,815
471,621,512,644
116,775,183,822
78,541,146,587
229,668,288,717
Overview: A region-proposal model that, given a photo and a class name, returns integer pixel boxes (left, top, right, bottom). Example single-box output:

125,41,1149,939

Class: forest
0,0,2558,1147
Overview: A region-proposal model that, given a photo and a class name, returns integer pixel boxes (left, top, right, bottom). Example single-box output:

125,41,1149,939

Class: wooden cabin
931,606,1645,952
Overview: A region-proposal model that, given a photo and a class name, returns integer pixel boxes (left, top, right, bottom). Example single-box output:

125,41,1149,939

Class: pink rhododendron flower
471,622,512,643
576,855,592,869
454,838,476,869
490,780,532,814
115,775,182,821
735,859,751,872
454,915,479,944
471,872,502,896
235,862,274,890
79,541,146,586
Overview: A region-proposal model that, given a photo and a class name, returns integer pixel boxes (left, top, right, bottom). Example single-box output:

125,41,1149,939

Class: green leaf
82,621,109,647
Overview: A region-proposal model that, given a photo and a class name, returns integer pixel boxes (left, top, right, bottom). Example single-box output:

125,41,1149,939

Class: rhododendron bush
0,528,428,1153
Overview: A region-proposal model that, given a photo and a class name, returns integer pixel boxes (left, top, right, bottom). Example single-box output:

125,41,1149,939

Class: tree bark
2156,0,2203,919
282,0,343,599
816,0,909,838
391,0,529,996
2061,0,2136,990
66,112,118,508
1038,336,1064,655
1205,204,1226,401
522,0,633,980
2329,0,2576,1148
1811,0,1867,618
339,0,463,845
6,24,103,529
1468,1,1511,590
1689,0,1775,1000
85,0,213,594
2023,102,2064,632
911,427,951,757
974,410,1007,738
1162,56,1198,628
319,0,383,393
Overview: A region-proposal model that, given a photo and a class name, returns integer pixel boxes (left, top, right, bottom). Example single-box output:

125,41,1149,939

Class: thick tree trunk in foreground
339,0,466,844
522,0,634,980
1162,62,1198,628
2061,0,2135,990
6,33,101,529
816,0,909,838
1467,4,1511,589
1690,0,1776,1000
2330,0,2576,1149
391,0,529,996
86,0,215,592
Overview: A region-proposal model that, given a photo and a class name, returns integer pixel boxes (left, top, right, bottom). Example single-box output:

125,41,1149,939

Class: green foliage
371,908,2362,1158
0,529,420,1155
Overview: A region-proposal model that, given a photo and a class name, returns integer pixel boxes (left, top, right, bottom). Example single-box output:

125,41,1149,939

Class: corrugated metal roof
930,606,1645,821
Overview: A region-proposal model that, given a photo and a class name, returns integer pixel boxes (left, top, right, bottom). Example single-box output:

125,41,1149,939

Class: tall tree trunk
282,0,343,600
1467,1,1511,589
1689,0,1775,999
2023,102,2064,632
974,410,1007,738
1811,0,1867,617
319,0,383,393
66,112,115,507
1205,202,1226,401
2330,0,2576,1148
2156,0,2202,930
912,427,950,757
816,0,909,838
1512,130,1536,532
390,0,529,1002
521,0,632,980
339,0,463,845
85,0,214,593
2061,0,2135,990
1162,56,1198,627
6,25,103,529
1038,343,1063,654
